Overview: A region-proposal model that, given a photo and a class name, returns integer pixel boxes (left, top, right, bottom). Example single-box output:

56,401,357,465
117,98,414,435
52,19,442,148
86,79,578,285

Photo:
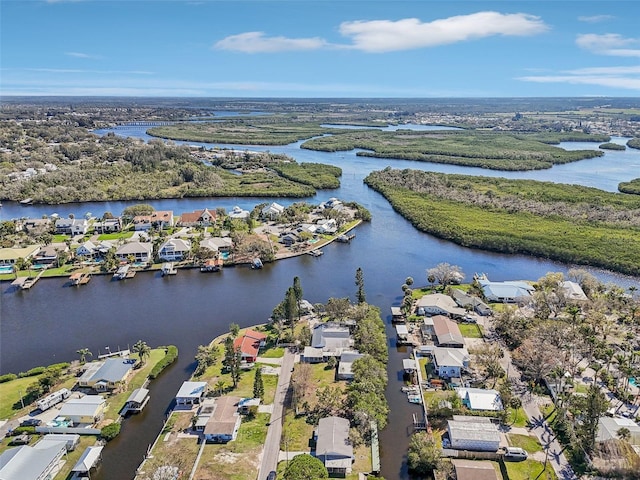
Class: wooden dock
69,272,91,286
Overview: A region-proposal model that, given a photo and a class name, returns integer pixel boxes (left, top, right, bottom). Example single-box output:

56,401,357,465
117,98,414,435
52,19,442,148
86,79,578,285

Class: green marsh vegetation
627,138,640,149
599,142,626,150
364,169,640,276
618,178,640,195
302,129,607,171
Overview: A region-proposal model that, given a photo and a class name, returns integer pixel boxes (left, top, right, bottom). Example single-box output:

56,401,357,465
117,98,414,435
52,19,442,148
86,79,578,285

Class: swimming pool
630,377,637,387
0,265,14,274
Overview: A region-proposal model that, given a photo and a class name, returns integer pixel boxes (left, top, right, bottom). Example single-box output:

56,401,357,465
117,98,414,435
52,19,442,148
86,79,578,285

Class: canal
2,124,639,479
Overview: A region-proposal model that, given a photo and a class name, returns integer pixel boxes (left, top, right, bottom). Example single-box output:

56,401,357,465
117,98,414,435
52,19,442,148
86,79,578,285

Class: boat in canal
307,249,323,257
251,258,263,269
161,263,177,276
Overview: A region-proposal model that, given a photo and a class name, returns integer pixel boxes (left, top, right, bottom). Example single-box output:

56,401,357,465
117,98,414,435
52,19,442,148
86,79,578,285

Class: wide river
2,123,639,480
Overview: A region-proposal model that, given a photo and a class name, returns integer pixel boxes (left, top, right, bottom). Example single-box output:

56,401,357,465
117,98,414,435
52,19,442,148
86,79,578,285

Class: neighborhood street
257,349,295,480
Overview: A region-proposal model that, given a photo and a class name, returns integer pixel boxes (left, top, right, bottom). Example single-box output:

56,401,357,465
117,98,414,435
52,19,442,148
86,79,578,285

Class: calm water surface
2,124,639,479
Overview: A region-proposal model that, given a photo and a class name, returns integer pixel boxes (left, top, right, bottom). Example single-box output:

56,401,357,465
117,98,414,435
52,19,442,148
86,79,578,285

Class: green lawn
508,433,543,454
459,322,484,338
97,231,134,241
282,410,314,451
507,407,529,428
0,376,41,420
260,347,285,359
505,459,557,480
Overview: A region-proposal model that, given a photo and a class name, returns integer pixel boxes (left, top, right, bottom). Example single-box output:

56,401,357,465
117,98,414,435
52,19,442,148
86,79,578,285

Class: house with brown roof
133,210,174,231
432,315,465,348
451,459,500,480
203,396,242,443
233,330,267,363
178,208,217,227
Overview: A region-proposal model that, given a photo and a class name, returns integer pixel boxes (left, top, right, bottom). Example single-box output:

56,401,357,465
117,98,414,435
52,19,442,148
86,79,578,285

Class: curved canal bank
3,124,640,480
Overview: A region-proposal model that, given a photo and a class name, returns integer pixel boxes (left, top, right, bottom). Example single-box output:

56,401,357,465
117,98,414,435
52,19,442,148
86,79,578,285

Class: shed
122,388,150,414
37,433,80,451
403,359,417,373
71,445,104,474
175,381,208,406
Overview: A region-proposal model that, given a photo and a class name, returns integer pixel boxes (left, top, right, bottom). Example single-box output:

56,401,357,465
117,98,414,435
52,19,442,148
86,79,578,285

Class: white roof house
78,358,134,391
311,323,353,355
158,238,191,261
456,388,503,411
416,294,466,317
316,416,354,474
0,441,67,480
115,241,153,262
262,202,285,218
478,278,535,303
337,351,364,380
448,416,501,452
228,206,250,219
58,395,106,424
432,347,470,379
597,417,640,444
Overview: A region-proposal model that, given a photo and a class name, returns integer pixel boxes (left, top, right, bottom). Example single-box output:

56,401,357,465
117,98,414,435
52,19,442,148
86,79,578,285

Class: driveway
257,349,295,480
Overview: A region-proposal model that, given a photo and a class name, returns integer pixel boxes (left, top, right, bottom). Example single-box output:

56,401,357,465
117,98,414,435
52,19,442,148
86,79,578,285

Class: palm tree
76,348,92,364
214,379,226,396
133,340,151,365
617,427,631,442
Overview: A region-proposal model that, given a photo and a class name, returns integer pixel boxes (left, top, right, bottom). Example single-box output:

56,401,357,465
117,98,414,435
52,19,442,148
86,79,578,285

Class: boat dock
69,271,91,286
200,258,222,272
113,265,136,280
13,268,47,290
336,233,356,243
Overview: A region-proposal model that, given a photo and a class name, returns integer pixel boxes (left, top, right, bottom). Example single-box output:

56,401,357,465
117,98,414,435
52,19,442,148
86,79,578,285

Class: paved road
257,349,295,480
487,321,578,480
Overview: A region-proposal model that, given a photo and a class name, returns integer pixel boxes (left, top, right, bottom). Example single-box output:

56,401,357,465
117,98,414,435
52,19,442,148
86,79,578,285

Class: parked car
503,446,528,461
266,472,276,480
20,418,42,427
9,434,31,445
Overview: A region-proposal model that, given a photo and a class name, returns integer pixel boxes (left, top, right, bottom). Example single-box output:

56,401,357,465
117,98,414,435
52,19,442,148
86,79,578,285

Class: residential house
432,315,465,348
322,198,343,210
22,218,51,235
597,417,640,444
447,416,501,452
228,206,249,219
302,347,325,363
194,398,216,431
416,293,466,317
58,395,106,424
92,217,122,234
315,416,354,476
200,237,233,254
115,241,153,263
0,245,40,266
432,347,470,379
477,277,534,303
456,388,503,412
451,459,500,480
451,289,493,316
311,323,353,357
78,358,134,392
55,218,88,235
32,243,68,266
158,239,191,262
203,396,242,443
0,441,67,480
178,208,217,227
133,210,174,231
261,202,285,220
76,240,112,259
315,218,337,234
233,329,267,363
175,381,208,406
337,351,364,380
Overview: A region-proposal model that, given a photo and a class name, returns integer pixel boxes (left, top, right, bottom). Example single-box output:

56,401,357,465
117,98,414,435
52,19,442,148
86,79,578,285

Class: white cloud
518,74,640,90
576,33,640,57
566,66,640,75
214,32,327,53
338,12,548,53
65,52,100,59
577,15,614,23
215,11,548,54
25,68,154,75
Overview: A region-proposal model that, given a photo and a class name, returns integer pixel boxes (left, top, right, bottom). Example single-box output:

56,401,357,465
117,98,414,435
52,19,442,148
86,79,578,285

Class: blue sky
1,0,639,97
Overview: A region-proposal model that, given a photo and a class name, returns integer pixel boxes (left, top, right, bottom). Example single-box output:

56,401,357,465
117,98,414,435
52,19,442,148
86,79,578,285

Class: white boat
407,394,423,404
161,263,177,276
251,258,263,269
307,249,323,257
